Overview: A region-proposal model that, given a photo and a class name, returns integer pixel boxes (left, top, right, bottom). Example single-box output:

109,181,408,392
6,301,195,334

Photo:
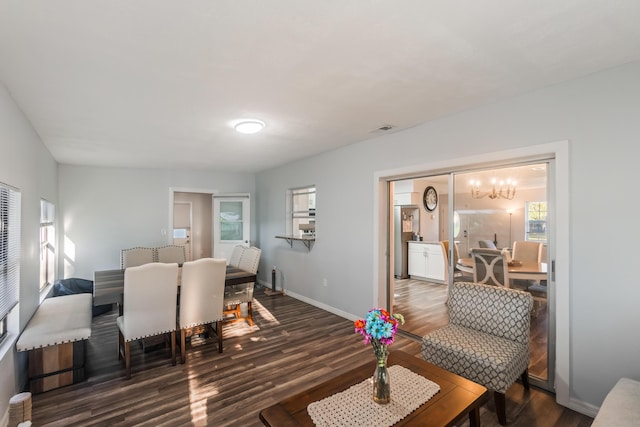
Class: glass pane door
213,194,250,262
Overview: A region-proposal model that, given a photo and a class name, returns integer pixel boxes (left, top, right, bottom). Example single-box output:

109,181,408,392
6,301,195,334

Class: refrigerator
394,205,420,278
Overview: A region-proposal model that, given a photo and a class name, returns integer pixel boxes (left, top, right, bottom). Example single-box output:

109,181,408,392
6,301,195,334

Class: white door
213,194,250,262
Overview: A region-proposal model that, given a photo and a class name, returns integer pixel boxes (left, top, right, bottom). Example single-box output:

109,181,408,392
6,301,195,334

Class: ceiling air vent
370,124,397,134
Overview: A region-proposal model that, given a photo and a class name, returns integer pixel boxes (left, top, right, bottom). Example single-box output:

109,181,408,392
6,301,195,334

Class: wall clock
423,186,438,212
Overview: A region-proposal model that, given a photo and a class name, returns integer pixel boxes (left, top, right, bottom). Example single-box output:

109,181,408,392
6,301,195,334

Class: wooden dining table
93,265,256,308
457,257,547,281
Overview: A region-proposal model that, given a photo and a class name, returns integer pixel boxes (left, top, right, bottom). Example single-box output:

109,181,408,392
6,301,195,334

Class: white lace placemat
307,364,440,427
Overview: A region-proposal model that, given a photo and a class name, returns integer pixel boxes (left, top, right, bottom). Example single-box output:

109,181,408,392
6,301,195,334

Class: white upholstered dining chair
228,245,246,268
157,244,187,264
511,241,543,263
512,240,544,285
120,247,155,269
225,246,261,326
512,240,546,308
117,262,179,379
178,258,227,363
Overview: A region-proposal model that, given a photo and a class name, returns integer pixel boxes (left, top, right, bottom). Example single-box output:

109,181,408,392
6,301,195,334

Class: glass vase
373,351,390,404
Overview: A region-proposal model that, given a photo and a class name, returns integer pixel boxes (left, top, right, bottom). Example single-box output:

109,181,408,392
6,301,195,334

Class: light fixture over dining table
470,178,517,200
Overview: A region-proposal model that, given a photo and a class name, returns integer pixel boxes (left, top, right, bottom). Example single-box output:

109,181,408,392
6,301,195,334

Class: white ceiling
1,1,639,173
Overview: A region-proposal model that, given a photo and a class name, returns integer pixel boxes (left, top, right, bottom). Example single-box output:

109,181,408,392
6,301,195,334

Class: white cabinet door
408,243,426,277
425,245,446,282
408,242,446,282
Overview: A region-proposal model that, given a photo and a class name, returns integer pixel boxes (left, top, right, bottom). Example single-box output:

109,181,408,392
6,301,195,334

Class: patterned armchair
421,282,533,425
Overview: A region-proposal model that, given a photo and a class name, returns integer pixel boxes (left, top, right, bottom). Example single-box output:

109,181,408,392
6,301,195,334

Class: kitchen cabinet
394,192,421,206
408,242,446,282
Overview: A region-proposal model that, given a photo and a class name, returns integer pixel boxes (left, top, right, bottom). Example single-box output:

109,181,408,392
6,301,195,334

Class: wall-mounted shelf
276,235,314,251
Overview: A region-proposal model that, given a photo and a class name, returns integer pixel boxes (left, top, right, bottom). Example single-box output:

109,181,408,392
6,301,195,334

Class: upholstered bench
16,293,92,393
592,377,640,427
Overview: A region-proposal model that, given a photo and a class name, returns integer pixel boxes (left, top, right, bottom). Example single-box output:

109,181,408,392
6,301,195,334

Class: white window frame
40,199,55,291
287,185,316,238
525,201,548,243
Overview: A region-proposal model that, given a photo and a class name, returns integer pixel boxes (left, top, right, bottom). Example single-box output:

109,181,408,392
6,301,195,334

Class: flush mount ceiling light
234,119,265,134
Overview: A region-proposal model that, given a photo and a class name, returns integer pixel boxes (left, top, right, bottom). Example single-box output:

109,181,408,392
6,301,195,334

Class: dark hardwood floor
30,287,591,426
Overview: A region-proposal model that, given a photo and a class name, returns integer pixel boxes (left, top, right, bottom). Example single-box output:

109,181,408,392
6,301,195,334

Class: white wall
58,166,256,279
412,179,441,242
0,83,58,419
256,61,640,412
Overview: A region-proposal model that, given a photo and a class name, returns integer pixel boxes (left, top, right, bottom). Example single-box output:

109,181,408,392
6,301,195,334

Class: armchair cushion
421,324,529,393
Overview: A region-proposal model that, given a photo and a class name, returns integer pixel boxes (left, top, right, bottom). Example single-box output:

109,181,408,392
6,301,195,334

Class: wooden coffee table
259,350,488,426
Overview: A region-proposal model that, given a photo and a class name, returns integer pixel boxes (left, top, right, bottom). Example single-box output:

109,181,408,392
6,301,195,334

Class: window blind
0,183,21,321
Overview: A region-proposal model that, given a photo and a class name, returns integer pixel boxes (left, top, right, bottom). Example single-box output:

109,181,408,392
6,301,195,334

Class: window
219,200,244,241
0,183,21,345
526,201,547,243
289,186,316,237
40,199,55,291
173,228,188,239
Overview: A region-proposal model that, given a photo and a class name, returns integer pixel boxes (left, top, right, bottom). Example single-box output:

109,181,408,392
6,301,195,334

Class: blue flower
380,321,393,338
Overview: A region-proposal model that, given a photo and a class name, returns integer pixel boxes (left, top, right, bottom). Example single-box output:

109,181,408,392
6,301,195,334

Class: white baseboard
565,397,599,418
280,289,358,321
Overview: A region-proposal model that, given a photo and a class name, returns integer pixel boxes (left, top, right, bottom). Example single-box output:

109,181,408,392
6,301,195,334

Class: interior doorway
173,201,193,260
388,160,554,392
173,192,213,261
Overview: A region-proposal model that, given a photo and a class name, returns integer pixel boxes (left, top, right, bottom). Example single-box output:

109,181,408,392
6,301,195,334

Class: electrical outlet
322,278,328,287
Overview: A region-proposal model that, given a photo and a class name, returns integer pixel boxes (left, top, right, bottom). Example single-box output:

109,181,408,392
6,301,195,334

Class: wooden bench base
28,341,86,393
17,294,92,393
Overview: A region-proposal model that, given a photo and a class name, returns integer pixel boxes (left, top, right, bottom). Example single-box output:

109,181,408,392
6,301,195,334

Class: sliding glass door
451,162,553,390
389,160,555,392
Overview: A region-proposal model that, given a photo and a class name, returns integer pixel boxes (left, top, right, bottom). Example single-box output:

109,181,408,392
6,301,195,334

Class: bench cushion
16,294,92,351
592,377,640,427
421,323,529,393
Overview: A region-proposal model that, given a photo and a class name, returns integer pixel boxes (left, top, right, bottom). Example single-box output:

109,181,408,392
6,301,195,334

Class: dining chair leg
247,301,254,326
180,329,187,364
125,341,131,380
118,330,124,360
170,331,176,366
216,320,223,353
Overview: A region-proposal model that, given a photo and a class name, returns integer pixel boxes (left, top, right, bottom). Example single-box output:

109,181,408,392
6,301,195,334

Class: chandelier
470,178,517,200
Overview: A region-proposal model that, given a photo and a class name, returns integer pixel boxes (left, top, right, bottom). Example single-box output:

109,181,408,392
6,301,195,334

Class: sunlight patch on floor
188,367,220,425
253,298,279,324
